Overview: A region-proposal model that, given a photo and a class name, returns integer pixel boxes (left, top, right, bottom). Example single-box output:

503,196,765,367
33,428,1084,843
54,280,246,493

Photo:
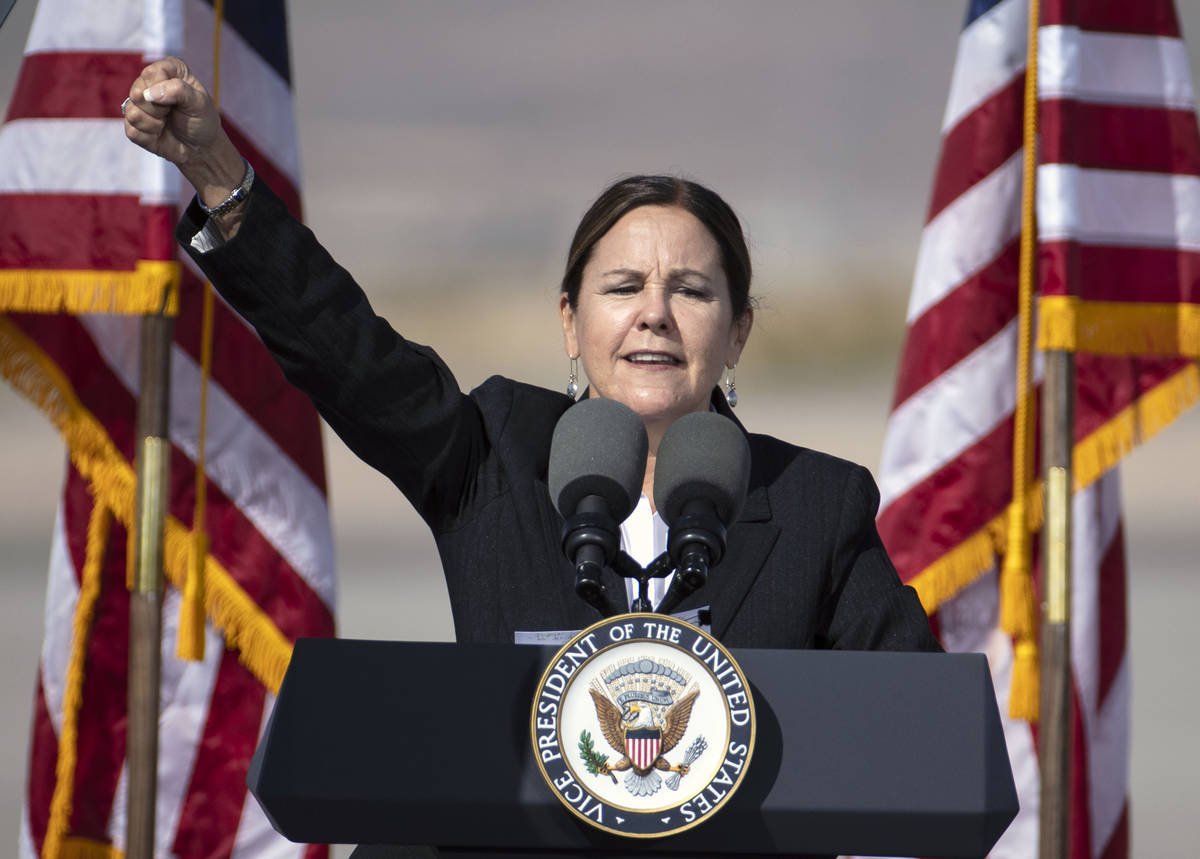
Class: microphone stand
611,551,675,613
564,506,723,618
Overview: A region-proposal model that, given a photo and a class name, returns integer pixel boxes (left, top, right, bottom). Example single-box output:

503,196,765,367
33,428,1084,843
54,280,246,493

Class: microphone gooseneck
548,398,648,616
653,412,751,614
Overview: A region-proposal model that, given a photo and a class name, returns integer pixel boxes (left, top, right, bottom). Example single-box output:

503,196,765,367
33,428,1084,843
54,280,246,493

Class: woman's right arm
125,59,489,526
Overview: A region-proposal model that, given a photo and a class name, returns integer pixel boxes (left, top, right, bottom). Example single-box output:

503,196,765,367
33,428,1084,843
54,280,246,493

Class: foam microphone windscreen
653,412,751,524
548,397,649,521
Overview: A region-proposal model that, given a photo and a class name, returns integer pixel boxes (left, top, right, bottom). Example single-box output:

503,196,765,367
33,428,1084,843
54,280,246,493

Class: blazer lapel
670,392,779,638
673,480,777,638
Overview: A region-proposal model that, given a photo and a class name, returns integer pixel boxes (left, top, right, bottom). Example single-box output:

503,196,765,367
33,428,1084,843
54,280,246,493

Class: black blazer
180,182,939,652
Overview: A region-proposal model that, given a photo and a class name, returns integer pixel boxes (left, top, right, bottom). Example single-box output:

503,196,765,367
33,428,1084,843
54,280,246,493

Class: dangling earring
724,365,738,408
566,355,580,399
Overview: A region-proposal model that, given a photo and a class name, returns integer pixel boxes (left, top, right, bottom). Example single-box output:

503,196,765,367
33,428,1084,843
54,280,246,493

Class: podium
248,638,1017,858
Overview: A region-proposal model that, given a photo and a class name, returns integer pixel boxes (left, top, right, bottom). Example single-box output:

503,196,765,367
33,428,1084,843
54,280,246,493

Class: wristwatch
199,158,255,218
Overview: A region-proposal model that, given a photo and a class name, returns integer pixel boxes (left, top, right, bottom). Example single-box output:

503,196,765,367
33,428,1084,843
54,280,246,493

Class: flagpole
1039,357,1074,859
126,309,173,859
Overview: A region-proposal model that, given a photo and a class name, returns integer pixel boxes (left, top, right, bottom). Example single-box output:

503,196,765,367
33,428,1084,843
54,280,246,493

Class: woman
123,58,938,652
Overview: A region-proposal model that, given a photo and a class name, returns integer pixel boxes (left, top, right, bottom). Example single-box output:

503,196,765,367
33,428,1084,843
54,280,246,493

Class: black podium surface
249,639,1016,857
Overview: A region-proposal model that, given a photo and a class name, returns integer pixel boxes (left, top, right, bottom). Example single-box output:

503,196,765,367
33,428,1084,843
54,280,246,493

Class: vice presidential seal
530,613,755,838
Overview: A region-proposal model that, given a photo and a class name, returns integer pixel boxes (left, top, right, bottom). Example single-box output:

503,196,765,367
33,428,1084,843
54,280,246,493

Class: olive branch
578,730,617,783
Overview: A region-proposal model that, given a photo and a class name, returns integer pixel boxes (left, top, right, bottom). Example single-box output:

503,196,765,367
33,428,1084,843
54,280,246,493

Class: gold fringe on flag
0,316,294,693
0,262,180,316
42,502,111,859
1072,362,1200,491
908,484,1044,616
1039,296,1200,358
909,360,1197,719
59,836,123,859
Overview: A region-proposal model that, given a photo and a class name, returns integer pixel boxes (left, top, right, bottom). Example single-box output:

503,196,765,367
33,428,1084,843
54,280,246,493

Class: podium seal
530,613,755,838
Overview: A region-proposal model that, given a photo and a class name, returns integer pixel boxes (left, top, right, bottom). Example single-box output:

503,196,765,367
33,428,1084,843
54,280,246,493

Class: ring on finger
121,97,131,116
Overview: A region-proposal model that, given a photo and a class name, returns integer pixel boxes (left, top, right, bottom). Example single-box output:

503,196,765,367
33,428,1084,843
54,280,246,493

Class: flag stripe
1085,657,1130,854
174,269,325,488
880,321,1023,508
24,3,143,54
1097,803,1129,859
195,0,292,85
878,416,1016,579
1073,353,1189,440
66,466,128,840
172,648,268,859
77,313,337,608
152,589,225,855
0,195,176,268
183,0,300,187
4,52,145,121
27,676,59,855
41,502,82,735
927,73,1024,221
1038,164,1200,250
1042,1,1181,37
1070,684,1094,858
907,151,1022,323
11,313,140,454
1041,100,1200,175
1094,526,1127,706
942,0,1026,134
1040,239,1200,303
8,313,336,640
0,119,178,201
1039,27,1194,109
892,241,1018,408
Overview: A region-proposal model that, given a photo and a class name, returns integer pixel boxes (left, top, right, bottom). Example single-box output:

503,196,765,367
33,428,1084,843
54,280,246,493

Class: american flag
877,0,1199,857
0,1,335,856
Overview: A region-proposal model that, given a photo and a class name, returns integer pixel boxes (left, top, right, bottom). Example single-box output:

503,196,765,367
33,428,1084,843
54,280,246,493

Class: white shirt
619,494,675,610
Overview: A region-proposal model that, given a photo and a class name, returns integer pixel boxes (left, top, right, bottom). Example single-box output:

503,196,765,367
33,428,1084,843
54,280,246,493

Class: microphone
548,398,648,616
653,412,751,612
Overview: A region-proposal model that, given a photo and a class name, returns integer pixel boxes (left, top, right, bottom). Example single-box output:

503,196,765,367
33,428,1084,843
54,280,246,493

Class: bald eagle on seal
587,686,699,797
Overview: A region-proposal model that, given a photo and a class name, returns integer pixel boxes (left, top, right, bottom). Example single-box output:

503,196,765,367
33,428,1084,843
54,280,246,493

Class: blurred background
0,1,1196,855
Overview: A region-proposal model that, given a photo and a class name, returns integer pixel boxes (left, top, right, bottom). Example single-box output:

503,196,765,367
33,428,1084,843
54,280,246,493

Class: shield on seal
625,728,661,771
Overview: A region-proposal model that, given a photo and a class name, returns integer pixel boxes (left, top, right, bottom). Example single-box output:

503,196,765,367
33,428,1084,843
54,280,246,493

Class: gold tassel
1009,637,1040,721
177,530,208,660
1002,0,1041,722
999,504,1037,641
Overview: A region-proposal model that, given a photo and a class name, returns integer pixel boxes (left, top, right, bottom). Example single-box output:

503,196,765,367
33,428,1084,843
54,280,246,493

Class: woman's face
560,205,752,430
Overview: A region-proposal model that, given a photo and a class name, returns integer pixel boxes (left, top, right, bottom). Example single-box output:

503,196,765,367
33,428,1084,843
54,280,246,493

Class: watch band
198,158,255,218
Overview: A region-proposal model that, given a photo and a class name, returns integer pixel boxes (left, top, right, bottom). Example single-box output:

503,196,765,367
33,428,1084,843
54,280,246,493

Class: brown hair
561,175,752,319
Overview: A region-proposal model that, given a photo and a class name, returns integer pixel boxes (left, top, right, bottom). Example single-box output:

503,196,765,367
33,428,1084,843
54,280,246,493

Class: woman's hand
124,57,220,163
124,57,248,232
